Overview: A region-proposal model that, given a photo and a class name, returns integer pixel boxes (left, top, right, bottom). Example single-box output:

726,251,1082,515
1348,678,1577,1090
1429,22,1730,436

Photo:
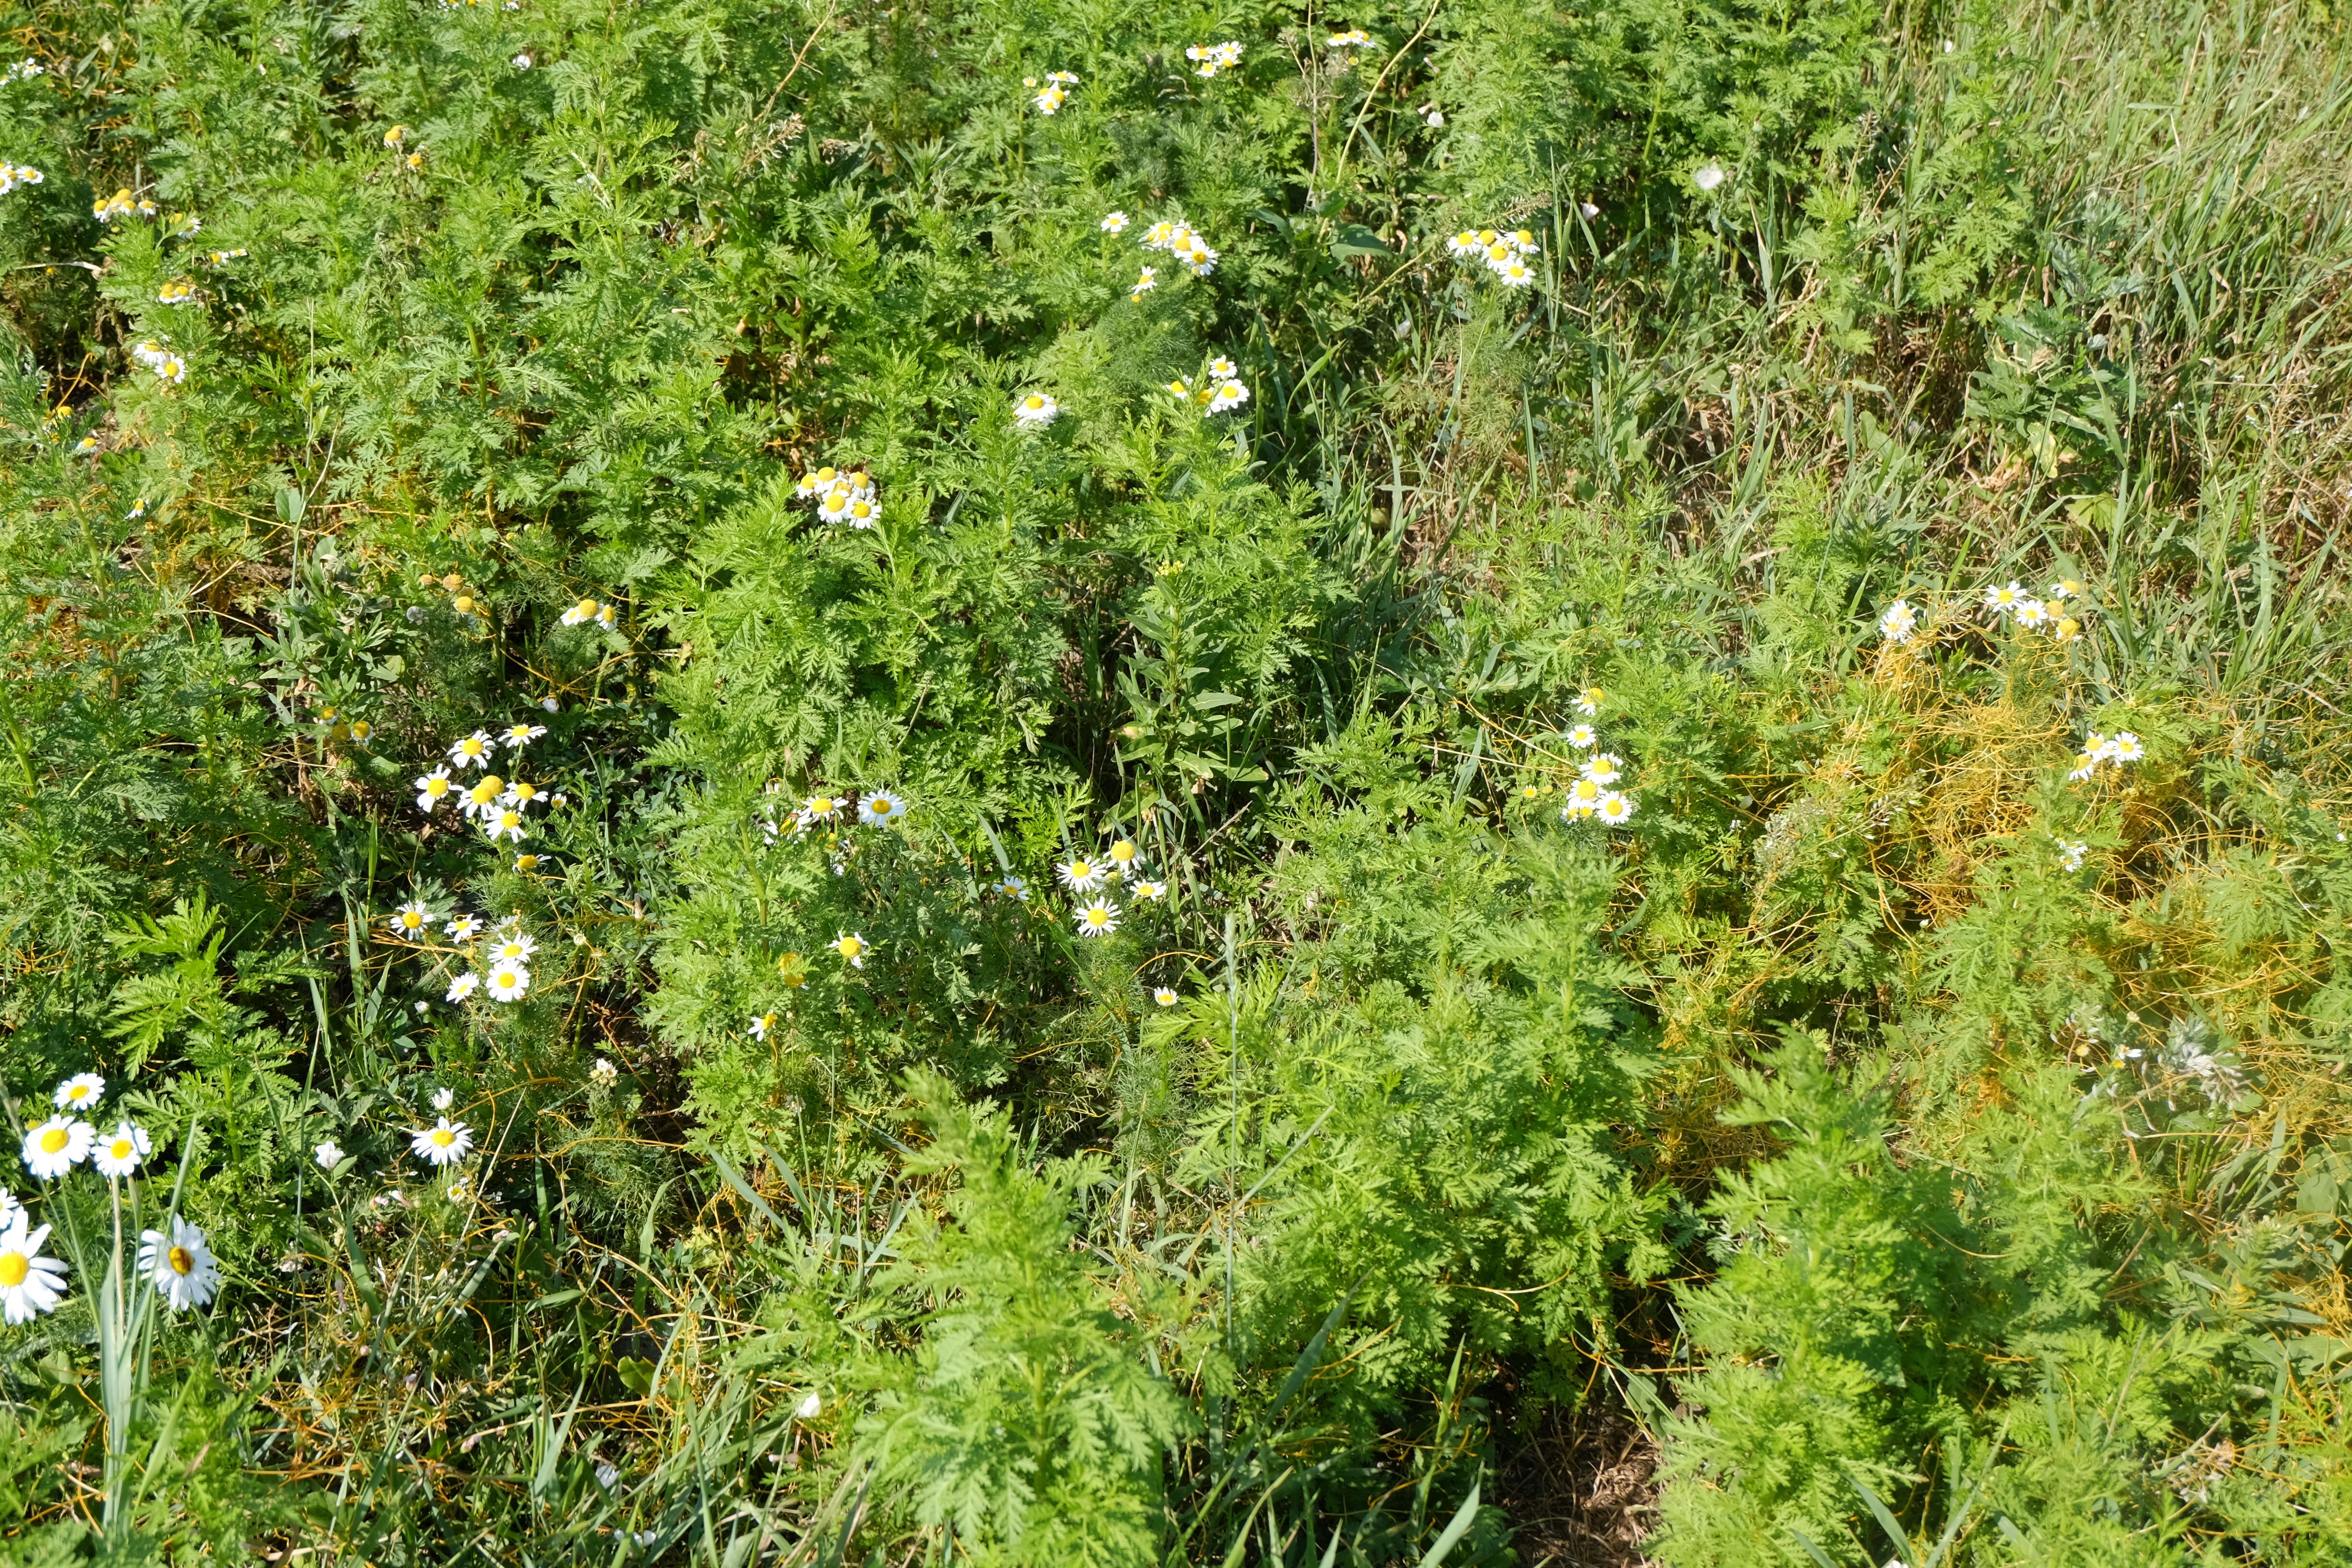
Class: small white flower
314,1141,346,1172
1879,600,1918,644
1074,899,1121,937
1575,686,1605,717
445,915,482,942
482,807,528,844
1560,778,1605,820
795,1390,822,1420
1057,856,1107,893
1984,581,2025,616
1101,210,1129,234
1208,357,1238,382
1130,266,1158,301
387,899,434,940
502,722,547,750
1564,724,1598,751
410,1118,475,1167
485,964,531,1002
513,51,532,67
2015,598,2051,629
1206,380,1250,414
590,1058,619,1088
446,972,481,1004
487,931,538,965
1014,392,1060,428
0,1220,68,1324
2108,731,2144,762
859,789,908,827
449,730,495,769
832,931,871,968
138,1214,221,1311
1153,987,1179,1006
997,875,1030,901
748,1012,777,1041
431,1086,455,1112
53,1074,105,1113
1130,878,1167,901
2058,840,2088,872
1693,161,1727,191
1580,752,1625,786
90,1123,151,1178
1594,791,1636,827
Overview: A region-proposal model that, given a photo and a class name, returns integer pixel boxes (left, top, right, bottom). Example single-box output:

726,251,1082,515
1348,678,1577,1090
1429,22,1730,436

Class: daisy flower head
387,899,434,940
1183,243,1219,277
2014,598,2051,629
1106,838,1140,872
1074,899,1121,937
411,1117,474,1168
1560,778,1603,821
53,1074,105,1113
432,1086,455,1112
1208,357,1238,382
842,496,881,529
489,930,538,966
1153,986,1180,1007
2058,839,2089,872
0,1219,68,1324
796,465,838,498
384,124,407,147
2108,731,2144,762
514,854,542,872
2048,577,2085,602
445,971,481,1004
93,188,134,221
1131,878,1167,901
1165,376,1194,400
462,775,505,818
485,963,531,1002
1984,581,2025,616
1057,855,1107,893
1483,240,1514,268
560,598,603,626
1206,380,1250,414
314,1140,345,1172
1140,219,1175,249
1575,686,1605,717
449,730,494,769
801,793,844,823
1446,230,1481,257
1130,266,1158,302
1101,210,1130,234
91,1123,151,1179
445,914,482,942
208,247,247,264
151,353,187,384
502,722,547,750
748,1012,777,1041
1879,600,1918,644
1507,229,1539,255
1580,752,1625,785
139,1215,221,1311
589,1058,619,1089
1566,724,1598,750
1032,83,1066,114
482,807,528,844
1492,257,1536,288
859,788,908,827
997,874,1031,901
2051,616,2083,644
1048,71,1079,84
1014,392,1060,429
503,779,545,809
831,931,871,968
1595,791,1636,827
22,1117,94,1179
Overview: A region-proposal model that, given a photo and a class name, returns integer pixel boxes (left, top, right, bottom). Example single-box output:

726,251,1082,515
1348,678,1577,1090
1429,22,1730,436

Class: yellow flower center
426,778,447,796
0,1253,25,1286
1110,842,1135,861
1025,396,1044,410
432,1129,455,1148
516,856,539,870
1575,781,1599,801
402,913,422,929
838,938,862,958
41,1128,69,1152
1088,910,1108,925
168,1246,194,1276
463,739,482,755
110,1140,133,1159
67,1087,88,1102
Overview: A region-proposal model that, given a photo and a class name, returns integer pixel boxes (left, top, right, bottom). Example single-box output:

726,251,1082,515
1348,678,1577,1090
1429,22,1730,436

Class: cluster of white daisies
1023,69,1077,113
157,277,196,305
763,785,910,843
560,596,620,628
1445,226,1540,288
411,723,558,854
2067,727,2145,782
1035,835,1170,939
1186,41,1244,77
1166,357,1251,415
130,338,187,385
5,1075,222,1324
1139,216,1219,278
1557,688,1637,828
1326,28,1374,52
1879,578,2091,647
793,463,881,528
386,901,544,1004
0,160,42,194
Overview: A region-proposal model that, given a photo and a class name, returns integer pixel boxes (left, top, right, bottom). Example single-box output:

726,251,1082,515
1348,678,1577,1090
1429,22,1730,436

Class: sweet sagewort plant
5,0,2352,1562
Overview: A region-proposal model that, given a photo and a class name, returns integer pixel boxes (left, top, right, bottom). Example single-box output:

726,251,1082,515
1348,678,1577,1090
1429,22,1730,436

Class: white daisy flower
1153,986,1179,1006
1106,839,1141,873
2048,577,2086,602
0,1190,20,1229
22,1117,94,1179
1014,392,1060,428
2051,616,2084,644
997,875,1031,901
387,899,434,940
503,779,546,809
1693,161,1727,191
1208,357,1238,382
589,1058,619,1088
151,352,187,384
1560,778,1604,821
1984,581,2025,615
485,964,531,1002
561,598,602,626
2058,840,2088,872
748,1012,777,1041
1100,210,1129,234
1595,792,1636,827
859,789,908,827
2015,598,2051,629
53,1074,105,1113
831,931,871,968
1879,600,1918,643
449,730,495,768
482,808,528,844
842,496,881,529
1328,28,1372,48
446,972,481,1004
1493,257,1536,287
431,1087,455,1112
90,1123,151,1179
1130,266,1157,301
1057,856,1107,893
2108,731,2144,762
502,722,546,750
1580,752,1624,785
1575,686,1605,716
1130,878,1167,901
461,775,506,818
1074,900,1121,936
0,1219,68,1324
410,1118,474,1167
800,793,845,823
1140,220,1175,248
1566,724,1598,750
138,1215,221,1311
314,1141,346,1172
1206,380,1250,413
488,931,538,965
410,768,455,815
